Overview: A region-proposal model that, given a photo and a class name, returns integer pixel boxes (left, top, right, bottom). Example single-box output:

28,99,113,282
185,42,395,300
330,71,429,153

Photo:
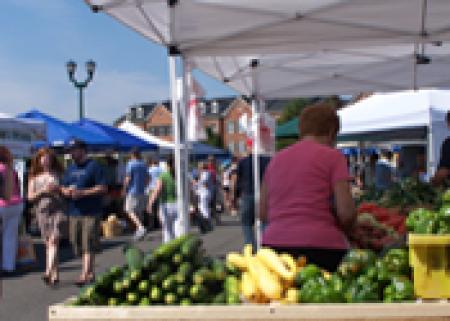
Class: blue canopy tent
339,147,359,156
17,110,112,148
73,118,157,151
190,142,229,159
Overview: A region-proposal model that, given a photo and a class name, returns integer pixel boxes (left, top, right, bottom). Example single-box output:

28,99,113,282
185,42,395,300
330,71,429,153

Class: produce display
352,203,406,251
352,184,450,251
72,234,235,306
406,204,450,234
226,245,300,304
227,247,414,304
71,233,417,306
358,178,440,211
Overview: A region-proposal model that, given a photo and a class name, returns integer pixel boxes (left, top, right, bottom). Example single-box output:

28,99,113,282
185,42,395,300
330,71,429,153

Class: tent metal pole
251,98,261,251
181,56,191,233
427,108,434,177
168,55,186,236
250,59,261,251
167,0,188,236
413,43,418,90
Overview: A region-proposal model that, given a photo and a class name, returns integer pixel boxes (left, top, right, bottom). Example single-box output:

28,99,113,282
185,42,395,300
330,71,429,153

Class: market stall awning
73,118,157,151
339,89,450,171
118,120,229,157
0,113,46,157
85,1,450,56
276,118,299,138
17,110,112,148
339,89,450,135
190,142,229,158
118,121,175,150
190,43,450,98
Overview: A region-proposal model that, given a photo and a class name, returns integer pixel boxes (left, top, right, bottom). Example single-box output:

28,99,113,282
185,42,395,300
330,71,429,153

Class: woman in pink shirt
260,104,356,272
0,146,24,272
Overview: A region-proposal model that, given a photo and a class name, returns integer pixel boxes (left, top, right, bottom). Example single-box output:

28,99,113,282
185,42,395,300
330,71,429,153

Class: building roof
114,96,294,125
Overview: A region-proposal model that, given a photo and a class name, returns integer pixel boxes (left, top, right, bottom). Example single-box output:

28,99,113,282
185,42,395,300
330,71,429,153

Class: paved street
0,215,243,321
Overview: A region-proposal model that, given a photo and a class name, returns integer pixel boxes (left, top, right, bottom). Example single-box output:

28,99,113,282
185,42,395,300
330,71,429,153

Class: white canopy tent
86,0,450,56
0,113,46,158
85,0,450,245
119,120,175,149
338,89,450,175
190,43,450,98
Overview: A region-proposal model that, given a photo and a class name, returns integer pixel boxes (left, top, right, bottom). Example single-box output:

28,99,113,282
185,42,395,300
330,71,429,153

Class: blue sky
0,0,236,124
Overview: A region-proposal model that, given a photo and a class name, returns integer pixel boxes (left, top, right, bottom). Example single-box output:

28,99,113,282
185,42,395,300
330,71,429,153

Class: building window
163,126,172,136
211,101,219,113
239,141,246,154
149,126,171,136
128,107,136,119
228,142,234,153
236,121,243,134
227,121,234,134
136,107,144,119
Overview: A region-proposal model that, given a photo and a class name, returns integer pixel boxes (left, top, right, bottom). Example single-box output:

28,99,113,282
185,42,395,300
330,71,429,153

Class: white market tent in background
338,89,450,174
190,43,450,98
119,120,175,150
0,113,46,158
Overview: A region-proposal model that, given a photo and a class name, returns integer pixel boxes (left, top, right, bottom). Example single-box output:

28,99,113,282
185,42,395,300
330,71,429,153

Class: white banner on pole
245,112,276,155
179,69,207,142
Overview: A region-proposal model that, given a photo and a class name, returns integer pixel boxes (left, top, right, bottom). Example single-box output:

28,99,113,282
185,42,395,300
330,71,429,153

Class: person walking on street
197,162,212,233
28,148,65,286
61,139,107,286
123,148,149,241
146,157,162,230
235,143,271,250
0,146,24,273
222,157,237,214
147,156,181,243
207,155,219,224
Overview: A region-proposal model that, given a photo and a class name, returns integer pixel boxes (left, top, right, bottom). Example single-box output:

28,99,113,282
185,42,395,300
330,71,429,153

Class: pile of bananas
226,245,304,304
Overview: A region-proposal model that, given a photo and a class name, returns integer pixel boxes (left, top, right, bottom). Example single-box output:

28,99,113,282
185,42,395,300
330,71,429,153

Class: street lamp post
66,60,96,120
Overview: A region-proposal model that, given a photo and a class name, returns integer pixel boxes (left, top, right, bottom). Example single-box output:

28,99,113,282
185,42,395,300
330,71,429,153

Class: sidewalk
0,215,243,321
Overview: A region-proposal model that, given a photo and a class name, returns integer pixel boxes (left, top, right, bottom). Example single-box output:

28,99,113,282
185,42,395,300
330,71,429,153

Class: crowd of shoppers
2,107,448,283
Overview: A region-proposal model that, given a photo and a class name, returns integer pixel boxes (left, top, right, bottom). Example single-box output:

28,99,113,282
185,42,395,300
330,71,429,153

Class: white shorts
125,194,147,215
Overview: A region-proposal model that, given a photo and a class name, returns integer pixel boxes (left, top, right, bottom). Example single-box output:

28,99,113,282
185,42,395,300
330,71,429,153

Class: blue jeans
239,195,256,249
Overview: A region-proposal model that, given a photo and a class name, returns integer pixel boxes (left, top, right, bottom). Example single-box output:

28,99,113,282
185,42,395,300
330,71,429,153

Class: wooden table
49,301,450,321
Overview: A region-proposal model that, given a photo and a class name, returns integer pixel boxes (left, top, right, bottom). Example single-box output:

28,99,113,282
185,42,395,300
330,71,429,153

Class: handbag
16,234,36,268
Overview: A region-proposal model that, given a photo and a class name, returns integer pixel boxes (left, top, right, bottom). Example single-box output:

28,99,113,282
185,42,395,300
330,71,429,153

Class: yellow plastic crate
408,234,450,299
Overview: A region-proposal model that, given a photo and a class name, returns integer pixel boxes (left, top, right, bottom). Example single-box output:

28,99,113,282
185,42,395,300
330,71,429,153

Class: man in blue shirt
375,150,394,190
61,139,107,287
123,148,149,241
234,148,271,250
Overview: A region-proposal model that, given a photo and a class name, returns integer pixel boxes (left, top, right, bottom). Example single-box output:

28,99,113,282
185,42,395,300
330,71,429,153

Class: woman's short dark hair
299,102,340,138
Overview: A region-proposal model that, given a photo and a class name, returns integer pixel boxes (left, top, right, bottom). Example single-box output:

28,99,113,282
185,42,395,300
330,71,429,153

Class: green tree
277,96,342,125
277,98,313,124
204,127,223,148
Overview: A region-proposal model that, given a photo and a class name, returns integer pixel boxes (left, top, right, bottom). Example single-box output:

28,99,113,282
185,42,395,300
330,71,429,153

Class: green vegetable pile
295,249,414,303
358,178,440,210
72,234,239,306
406,193,450,234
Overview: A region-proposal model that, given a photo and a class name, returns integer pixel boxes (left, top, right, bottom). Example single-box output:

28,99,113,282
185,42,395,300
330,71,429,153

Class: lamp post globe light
66,60,96,120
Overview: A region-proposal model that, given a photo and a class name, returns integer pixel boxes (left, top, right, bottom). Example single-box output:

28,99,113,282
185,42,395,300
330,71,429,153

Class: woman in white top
28,148,64,286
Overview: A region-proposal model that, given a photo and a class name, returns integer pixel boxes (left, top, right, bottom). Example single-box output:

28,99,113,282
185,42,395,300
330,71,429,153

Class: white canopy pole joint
168,0,188,237
250,59,262,251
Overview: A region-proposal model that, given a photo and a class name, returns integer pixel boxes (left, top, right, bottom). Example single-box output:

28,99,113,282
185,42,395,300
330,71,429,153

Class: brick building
115,97,286,156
